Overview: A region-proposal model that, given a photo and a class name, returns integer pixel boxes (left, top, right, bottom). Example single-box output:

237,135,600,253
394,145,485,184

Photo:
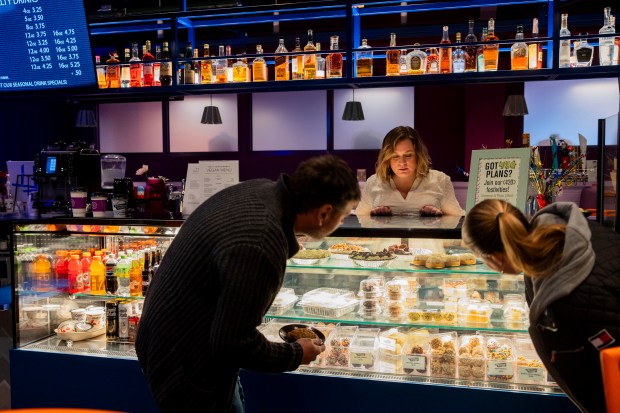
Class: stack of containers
441,278,469,325
359,278,383,319
378,328,407,373
384,279,406,321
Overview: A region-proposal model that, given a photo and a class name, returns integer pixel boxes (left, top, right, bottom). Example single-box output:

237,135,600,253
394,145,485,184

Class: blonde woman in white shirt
356,126,465,217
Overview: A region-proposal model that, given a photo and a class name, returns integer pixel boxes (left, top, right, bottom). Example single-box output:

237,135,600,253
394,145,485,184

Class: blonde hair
375,126,432,183
462,199,566,277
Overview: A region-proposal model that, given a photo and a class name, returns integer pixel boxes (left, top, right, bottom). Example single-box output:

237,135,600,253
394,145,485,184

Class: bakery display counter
8,216,579,412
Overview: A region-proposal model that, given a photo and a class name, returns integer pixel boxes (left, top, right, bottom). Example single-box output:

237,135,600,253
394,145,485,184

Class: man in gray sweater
136,155,361,413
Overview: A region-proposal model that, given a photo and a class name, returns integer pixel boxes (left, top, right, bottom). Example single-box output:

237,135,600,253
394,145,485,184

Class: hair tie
496,212,504,224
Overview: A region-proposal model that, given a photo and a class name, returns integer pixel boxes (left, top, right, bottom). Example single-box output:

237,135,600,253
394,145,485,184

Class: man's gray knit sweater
136,175,303,412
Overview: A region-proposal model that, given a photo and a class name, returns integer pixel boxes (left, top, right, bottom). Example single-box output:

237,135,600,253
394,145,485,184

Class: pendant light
201,95,223,124
342,89,365,121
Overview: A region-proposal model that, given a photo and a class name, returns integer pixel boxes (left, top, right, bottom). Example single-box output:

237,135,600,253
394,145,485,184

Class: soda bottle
115,253,131,296
105,253,118,296
90,255,106,295
33,254,52,292
54,250,69,292
68,254,84,295
129,252,143,297
81,252,92,292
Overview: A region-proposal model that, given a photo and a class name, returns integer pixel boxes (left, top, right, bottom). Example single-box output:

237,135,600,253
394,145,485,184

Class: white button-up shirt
355,170,465,216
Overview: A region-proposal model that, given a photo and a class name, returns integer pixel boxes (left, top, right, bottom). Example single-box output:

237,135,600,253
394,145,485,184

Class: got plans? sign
466,148,531,212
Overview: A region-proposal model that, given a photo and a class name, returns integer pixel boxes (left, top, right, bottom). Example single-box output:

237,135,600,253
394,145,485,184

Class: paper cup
91,194,108,218
70,189,88,217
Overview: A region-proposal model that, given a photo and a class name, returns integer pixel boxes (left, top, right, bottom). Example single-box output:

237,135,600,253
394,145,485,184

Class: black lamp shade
503,95,529,116
75,109,98,127
201,106,223,124
342,101,365,121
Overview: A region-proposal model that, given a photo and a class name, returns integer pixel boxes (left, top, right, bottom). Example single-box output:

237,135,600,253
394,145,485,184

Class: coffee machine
33,141,101,215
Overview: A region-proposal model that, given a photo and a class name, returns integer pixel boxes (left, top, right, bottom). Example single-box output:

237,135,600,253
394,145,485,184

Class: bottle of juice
115,253,131,296
68,254,84,295
129,252,143,297
54,250,69,292
33,254,52,292
105,253,118,295
81,252,92,292
90,255,106,295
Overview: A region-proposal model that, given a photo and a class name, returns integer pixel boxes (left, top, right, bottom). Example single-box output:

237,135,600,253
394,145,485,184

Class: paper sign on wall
182,160,239,217
466,148,531,212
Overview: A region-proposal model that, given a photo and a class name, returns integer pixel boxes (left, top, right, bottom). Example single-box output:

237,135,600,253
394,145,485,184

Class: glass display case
10,215,573,409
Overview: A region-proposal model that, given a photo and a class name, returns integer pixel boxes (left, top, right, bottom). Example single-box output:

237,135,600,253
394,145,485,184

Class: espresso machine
33,141,101,215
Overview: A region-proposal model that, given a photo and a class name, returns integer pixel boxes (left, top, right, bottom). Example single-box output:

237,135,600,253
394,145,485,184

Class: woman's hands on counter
370,206,393,216
420,205,443,216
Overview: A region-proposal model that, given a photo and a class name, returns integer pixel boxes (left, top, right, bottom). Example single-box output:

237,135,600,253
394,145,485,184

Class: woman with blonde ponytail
463,199,620,413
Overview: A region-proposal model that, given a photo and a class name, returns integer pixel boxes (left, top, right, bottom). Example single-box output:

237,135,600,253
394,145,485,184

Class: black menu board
0,0,96,92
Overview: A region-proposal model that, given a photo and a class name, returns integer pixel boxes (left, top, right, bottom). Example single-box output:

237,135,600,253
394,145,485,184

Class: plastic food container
359,299,382,319
442,278,470,299
379,328,407,357
457,298,492,326
324,326,358,368
360,278,383,299
298,288,358,318
457,334,486,380
349,328,380,369
515,337,546,384
429,332,457,378
267,288,298,316
485,335,516,382
503,294,528,328
402,331,431,376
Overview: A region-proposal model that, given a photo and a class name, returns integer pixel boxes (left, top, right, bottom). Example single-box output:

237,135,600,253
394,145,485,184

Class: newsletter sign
466,148,531,213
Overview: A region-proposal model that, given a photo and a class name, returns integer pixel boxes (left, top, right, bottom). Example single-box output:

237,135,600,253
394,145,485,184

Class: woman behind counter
356,126,465,216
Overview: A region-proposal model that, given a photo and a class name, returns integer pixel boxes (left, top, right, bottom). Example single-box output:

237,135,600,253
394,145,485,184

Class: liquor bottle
233,56,249,82
355,38,373,77
599,7,615,66
275,38,290,81
160,41,172,86
612,15,620,65
89,255,105,295
184,43,195,85
559,13,571,68
452,32,465,73
399,49,408,75
574,35,593,67
194,48,201,84
303,29,317,80
142,40,155,86
216,45,228,84
326,35,343,78
477,27,487,72
154,44,161,86
316,42,326,79
252,44,267,82
226,45,234,82
95,56,107,89
386,33,400,76
528,18,543,69
439,26,452,73
129,42,142,87
464,19,477,72
106,51,120,88
406,45,427,75
120,48,131,88
510,24,528,70
291,37,304,80
427,48,440,73
483,18,499,71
